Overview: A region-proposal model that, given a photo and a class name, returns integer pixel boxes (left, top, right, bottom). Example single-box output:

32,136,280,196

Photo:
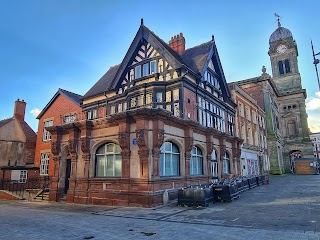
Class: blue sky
1,1,320,133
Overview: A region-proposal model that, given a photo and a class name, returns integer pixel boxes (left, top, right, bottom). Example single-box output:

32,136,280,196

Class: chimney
14,99,26,122
169,32,185,54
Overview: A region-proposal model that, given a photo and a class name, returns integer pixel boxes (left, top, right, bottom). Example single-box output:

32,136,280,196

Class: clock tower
268,17,313,172
268,19,301,93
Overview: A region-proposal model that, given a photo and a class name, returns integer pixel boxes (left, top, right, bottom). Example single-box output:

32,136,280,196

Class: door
64,159,71,194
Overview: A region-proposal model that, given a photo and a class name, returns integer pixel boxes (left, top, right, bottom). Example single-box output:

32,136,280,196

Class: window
150,60,157,74
223,152,230,174
190,146,203,175
96,143,122,177
211,150,218,180
285,59,291,73
238,102,244,117
160,142,179,177
135,65,141,79
40,153,50,175
11,170,28,183
87,109,98,120
278,60,284,75
245,106,251,120
65,114,75,124
43,120,53,141
143,63,149,77
156,92,163,102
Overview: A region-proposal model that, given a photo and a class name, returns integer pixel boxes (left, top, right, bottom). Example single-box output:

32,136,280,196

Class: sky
1,0,320,133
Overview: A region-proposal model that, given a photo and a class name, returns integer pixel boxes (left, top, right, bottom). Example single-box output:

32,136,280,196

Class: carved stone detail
155,129,165,148
136,129,146,147
51,141,60,155
80,137,90,153
121,149,131,159
68,139,77,154
118,132,130,148
138,148,149,158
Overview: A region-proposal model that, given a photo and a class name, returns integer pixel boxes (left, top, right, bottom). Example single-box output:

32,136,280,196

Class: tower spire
274,13,281,27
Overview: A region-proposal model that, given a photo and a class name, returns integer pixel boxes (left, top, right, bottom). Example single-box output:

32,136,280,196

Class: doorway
64,159,71,194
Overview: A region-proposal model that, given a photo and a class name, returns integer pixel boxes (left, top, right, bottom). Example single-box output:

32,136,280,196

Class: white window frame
40,153,50,176
223,152,230,174
160,142,180,177
95,143,122,177
43,120,53,141
190,146,203,175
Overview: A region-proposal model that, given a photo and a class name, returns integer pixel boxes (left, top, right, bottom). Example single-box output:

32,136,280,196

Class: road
0,174,320,240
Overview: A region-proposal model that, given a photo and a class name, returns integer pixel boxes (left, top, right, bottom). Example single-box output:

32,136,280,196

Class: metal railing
0,177,51,198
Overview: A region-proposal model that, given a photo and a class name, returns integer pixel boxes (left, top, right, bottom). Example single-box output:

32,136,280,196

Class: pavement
0,174,320,240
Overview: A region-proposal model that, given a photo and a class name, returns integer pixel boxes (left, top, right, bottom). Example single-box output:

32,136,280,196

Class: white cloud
308,113,320,133
30,108,41,117
307,91,320,110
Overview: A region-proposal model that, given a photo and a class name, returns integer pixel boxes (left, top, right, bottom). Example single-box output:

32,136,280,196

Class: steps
32,189,49,202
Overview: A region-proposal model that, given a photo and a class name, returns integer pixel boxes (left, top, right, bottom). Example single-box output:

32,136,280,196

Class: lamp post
311,40,320,91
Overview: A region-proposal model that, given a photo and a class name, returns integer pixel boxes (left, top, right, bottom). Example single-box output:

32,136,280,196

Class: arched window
96,143,122,177
190,146,203,175
160,142,179,177
223,152,230,174
285,59,291,73
211,149,218,179
278,61,284,75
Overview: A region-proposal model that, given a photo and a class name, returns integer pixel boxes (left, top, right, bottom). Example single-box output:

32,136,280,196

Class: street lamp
311,40,320,91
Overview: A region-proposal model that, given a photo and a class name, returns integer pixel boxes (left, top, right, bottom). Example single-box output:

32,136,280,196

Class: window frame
40,153,50,176
95,143,122,177
190,146,203,175
160,142,180,177
43,120,53,141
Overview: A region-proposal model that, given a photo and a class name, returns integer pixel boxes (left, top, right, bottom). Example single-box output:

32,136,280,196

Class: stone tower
268,18,313,172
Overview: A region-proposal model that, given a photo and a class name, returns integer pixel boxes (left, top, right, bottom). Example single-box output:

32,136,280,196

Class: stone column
118,132,130,178
152,120,164,178
49,141,61,202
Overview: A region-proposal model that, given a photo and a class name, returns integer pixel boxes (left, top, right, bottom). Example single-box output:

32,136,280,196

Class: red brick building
43,22,242,207
35,89,82,182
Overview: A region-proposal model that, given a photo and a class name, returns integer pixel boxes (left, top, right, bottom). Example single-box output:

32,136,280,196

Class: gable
116,40,178,94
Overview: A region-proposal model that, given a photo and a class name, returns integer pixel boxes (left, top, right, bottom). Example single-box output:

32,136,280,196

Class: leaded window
96,143,122,177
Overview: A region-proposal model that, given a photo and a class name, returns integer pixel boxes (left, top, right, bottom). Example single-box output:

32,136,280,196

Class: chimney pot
14,99,26,122
168,32,186,54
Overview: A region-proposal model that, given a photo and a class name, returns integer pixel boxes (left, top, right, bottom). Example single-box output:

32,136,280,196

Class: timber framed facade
45,21,242,207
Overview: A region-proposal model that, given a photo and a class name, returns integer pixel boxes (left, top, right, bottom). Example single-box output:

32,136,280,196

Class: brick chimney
14,99,26,122
169,33,185,54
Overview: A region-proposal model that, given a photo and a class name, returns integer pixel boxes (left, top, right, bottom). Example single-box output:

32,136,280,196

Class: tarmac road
0,174,320,240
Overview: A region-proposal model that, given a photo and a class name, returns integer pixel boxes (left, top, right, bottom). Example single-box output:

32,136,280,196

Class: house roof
19,121,37,142
83,64,120,99
180,41,214,73
37,88,82,119
0,117,14,128
82,23,230,101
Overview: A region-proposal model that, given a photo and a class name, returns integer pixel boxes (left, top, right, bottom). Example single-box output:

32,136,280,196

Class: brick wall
242,85,265,110
0,191,20,200
35,94,82,177
183,87,197,121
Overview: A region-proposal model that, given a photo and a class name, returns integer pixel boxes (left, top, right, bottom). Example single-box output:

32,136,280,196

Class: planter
177,185,214,207
212,183,240,202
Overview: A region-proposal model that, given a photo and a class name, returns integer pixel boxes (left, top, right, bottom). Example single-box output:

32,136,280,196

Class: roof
37,88,82,119
0,117,14,128
83,64,120,99
269,26,292,43
82,23,229,101
180,41,214,73
19,121,37,142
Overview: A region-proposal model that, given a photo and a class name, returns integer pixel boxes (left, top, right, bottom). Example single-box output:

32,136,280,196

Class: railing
0,177,51,199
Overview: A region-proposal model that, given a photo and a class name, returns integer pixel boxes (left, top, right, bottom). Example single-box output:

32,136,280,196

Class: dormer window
133,60,157,80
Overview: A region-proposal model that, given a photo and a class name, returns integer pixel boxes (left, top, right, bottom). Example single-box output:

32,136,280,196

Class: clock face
276,44,287,54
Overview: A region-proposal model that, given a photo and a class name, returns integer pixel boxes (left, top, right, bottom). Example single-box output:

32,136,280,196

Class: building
0,99,38,182
44,21,242,207
228,83,269,176
34,89,83,192
268,18,313,172
310,132,320,159
233,70,284,174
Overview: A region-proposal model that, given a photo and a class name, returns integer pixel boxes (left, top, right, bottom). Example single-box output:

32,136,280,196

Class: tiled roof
0,117,14,128
83,64,120,99
37,88,83,119
59,88,82,105
19,121,37,143
180,41,213,73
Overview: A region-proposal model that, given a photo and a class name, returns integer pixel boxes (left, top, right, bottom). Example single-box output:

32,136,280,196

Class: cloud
308,113,320,133
30,108,41,117
306,92,320,110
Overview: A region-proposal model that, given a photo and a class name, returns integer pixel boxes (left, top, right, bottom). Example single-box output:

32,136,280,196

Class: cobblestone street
1,174,320,240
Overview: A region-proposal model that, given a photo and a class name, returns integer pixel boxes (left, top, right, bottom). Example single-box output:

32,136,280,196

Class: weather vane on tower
274,13,282,27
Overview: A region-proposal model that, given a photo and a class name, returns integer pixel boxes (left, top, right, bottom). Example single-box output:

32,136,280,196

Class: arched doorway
58,146,72,198
289,150,302,173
